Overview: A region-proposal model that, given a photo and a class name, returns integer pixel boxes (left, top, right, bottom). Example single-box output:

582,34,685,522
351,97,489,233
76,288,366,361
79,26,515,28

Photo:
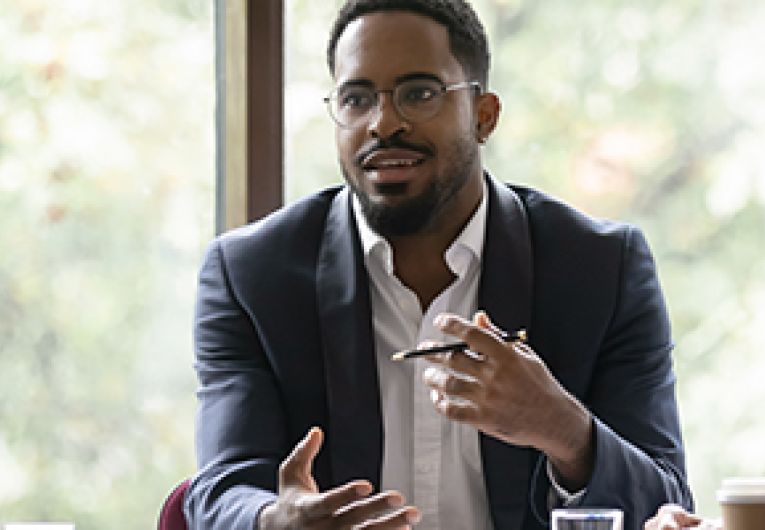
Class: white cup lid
717,477,765,503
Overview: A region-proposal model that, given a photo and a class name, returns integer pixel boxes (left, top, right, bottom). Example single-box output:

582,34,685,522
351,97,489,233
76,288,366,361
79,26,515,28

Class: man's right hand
258,427,421,529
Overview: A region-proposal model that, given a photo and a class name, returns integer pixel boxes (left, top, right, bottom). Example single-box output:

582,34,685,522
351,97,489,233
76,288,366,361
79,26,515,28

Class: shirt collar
352,178,488,276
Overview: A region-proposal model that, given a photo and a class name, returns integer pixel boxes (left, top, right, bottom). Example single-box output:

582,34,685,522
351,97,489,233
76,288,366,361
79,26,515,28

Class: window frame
215,0,284,233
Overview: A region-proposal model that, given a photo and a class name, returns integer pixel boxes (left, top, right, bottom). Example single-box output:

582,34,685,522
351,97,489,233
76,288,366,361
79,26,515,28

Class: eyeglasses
324,77,482,129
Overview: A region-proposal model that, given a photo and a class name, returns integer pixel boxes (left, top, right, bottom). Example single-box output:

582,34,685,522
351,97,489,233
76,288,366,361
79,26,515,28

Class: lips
367,158,422,169
360,148,428,184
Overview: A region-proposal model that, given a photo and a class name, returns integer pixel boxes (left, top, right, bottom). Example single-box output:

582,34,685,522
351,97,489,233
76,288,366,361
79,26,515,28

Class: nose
367,92,410,139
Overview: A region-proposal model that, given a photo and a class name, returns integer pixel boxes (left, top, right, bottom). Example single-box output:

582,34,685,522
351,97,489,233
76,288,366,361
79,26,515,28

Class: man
184,1,693,529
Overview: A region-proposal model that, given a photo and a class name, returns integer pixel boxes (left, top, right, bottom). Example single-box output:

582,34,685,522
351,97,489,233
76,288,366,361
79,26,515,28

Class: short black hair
327,0,490,89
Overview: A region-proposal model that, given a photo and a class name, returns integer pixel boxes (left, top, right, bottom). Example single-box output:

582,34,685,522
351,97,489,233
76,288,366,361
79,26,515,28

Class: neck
388,175,483,310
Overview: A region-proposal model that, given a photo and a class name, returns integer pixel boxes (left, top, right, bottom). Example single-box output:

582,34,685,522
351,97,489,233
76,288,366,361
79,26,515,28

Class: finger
646,505,682,530
422,365,482,399
430,388,480,422
650,513,680,530
279,427,323,489
334,492,421,529
655,504,702,526
650,509,702,530
424,348,487,379
510,340,538,360
476,311,534,358
434,313,505,364
474,310,505,338
332,491,403,523
354,505,422,529
296,479,374,518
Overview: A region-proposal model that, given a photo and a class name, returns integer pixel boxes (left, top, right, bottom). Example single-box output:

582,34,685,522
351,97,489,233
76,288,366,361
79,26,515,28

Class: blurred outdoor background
0,0,213,527
1,0,764,527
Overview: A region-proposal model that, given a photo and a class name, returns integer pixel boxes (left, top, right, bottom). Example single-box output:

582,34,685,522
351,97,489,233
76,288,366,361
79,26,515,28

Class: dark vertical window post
215,0,284,233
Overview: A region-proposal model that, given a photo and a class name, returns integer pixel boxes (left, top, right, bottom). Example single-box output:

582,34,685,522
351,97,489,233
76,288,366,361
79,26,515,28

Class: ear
474,92,501,143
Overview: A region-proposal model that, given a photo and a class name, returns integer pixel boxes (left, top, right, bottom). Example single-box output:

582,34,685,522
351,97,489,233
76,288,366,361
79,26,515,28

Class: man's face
332,12,485,237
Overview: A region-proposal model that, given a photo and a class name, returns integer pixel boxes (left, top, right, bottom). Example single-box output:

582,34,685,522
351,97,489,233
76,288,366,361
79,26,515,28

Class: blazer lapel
479,174,533,335
479,175,536,529
316,188,383,490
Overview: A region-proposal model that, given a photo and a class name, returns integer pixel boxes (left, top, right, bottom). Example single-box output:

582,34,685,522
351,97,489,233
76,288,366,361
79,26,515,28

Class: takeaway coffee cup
717,477,765,530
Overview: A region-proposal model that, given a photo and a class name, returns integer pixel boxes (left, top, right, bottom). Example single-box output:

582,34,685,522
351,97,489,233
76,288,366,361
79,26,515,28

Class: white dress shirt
352,181,494,530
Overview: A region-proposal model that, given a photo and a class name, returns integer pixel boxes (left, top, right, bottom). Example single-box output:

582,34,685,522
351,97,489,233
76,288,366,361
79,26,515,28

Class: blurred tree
0,0,212,527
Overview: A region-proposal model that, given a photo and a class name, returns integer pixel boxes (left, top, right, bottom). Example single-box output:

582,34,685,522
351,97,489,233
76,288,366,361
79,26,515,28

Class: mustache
355,136,434,166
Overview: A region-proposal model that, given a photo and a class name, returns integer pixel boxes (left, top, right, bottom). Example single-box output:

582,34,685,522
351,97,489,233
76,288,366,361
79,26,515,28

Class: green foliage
0,0,212,527
287,0,765,516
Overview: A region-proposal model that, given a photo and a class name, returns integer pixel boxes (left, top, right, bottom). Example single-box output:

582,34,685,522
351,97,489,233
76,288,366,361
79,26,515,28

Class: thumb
278,427,323,491
474,310,503,338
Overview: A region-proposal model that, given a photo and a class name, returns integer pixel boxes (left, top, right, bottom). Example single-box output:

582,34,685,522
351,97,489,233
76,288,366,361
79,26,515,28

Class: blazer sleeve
183,239,282,530
563,226,692,529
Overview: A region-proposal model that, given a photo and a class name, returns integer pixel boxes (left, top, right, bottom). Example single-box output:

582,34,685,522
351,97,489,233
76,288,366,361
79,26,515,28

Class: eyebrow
336,72,444,90
395,72,443,84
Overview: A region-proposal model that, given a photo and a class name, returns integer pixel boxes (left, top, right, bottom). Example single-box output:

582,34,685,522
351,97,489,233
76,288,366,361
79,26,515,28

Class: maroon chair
158,479,190,530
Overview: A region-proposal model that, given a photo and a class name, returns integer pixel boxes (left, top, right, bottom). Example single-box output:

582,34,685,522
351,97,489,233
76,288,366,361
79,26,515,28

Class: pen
391,328,527,361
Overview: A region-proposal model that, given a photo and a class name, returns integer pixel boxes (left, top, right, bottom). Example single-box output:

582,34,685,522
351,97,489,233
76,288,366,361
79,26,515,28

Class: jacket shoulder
211,186,343,265
220,186,342,246
510,184,633,241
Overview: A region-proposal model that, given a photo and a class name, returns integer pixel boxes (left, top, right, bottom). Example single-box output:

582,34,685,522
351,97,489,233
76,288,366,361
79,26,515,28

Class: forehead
333,11,465,85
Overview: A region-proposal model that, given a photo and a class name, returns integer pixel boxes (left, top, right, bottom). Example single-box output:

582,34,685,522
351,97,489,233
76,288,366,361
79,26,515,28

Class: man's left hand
421,311,594,491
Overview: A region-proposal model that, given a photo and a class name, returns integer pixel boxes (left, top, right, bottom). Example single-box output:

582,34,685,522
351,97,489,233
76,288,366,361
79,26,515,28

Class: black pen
391,328,527,361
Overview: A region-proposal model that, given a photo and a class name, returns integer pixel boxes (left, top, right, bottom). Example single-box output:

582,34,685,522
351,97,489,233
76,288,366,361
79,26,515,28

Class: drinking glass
551,508,623,530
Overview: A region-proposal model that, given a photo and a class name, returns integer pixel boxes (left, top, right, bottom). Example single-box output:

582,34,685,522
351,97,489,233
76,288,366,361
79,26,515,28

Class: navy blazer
185,176,692,530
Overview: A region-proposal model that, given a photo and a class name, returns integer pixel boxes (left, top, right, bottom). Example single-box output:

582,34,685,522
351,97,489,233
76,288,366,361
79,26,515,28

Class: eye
400,83,439,104
337,87,374,109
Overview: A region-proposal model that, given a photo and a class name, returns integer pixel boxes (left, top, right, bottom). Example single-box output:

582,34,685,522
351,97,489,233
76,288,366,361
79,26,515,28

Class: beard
343,134,479,238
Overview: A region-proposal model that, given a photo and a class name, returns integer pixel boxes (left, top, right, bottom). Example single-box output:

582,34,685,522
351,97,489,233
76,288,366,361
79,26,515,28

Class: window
0,1,212,527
